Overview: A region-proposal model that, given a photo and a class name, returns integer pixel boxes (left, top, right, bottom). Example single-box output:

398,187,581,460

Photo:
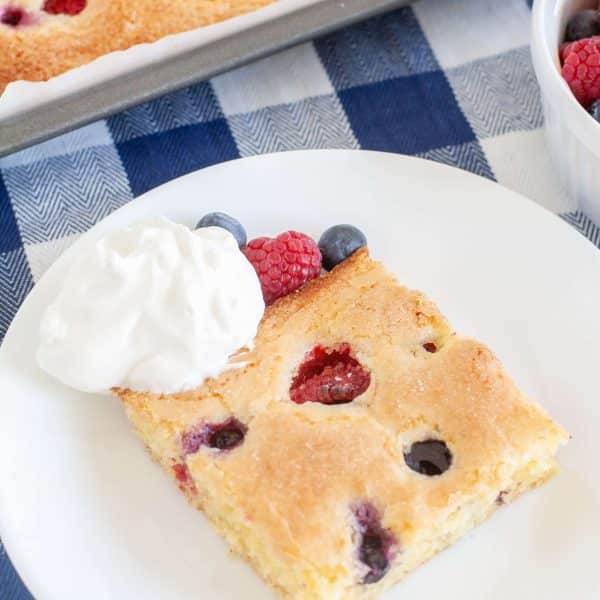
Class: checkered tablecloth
1,0,599,597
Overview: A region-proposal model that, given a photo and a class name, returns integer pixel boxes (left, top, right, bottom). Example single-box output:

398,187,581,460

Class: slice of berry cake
0,0,275,93
117,248,567,599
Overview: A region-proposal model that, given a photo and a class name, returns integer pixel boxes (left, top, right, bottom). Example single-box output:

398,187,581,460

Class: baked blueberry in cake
0,0,275,93
112,219,568,600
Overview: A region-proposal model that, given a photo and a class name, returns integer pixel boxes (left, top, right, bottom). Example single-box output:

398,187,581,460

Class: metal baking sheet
0,0,410,157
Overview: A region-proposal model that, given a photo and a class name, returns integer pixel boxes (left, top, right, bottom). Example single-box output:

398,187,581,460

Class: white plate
1,150,599,600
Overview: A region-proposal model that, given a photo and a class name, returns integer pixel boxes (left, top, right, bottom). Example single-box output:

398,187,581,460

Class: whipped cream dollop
37,218,264,394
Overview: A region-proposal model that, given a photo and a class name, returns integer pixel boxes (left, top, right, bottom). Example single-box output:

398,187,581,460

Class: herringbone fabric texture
0,0,599,597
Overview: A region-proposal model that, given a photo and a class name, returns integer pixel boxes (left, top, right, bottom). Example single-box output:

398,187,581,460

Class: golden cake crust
0,0,275,94
117,249,567,599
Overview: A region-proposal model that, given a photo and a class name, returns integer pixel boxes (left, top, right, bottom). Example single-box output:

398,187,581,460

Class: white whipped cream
37,218,264,394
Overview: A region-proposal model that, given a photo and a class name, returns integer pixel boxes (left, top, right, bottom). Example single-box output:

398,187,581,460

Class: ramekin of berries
531,0,600,225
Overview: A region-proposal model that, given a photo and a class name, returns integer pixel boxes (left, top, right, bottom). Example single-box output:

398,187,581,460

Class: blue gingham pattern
1,0,599,597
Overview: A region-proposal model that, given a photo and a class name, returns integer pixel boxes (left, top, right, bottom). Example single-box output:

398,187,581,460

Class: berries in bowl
531,0,600,225
559,6,600,112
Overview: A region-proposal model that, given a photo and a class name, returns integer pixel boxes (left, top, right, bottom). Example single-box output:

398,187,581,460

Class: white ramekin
532,0,600,225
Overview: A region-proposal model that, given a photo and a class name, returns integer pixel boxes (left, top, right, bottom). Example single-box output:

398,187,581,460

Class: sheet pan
0,0,409,157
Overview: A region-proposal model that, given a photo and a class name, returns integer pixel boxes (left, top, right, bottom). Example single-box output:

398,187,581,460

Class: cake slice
117,248,567,599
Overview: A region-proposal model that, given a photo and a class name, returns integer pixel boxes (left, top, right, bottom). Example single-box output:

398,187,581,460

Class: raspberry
43,0,86,15
172,463,189,483
290,344,371,405
559,41,574,64
1,7,34,27
561,37,600,106
171,462,197,495
243,231,322,305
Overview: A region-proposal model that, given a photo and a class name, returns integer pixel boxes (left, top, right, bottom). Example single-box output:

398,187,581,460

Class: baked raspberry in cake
116,248,567,599
0,0,275,94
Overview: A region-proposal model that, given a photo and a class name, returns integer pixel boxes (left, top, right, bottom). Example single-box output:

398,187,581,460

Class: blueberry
359,533,389,583
565,10,600,42
208,425,245,451
318,225,367,271
404,439,452,476
352,503,395,584
589,99,600,122
196,212,247,247
181,417,247,455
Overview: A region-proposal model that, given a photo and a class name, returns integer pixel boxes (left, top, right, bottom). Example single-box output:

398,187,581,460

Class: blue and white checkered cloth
1,0,599,597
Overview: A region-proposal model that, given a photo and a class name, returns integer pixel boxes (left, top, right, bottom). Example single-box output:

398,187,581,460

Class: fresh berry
565,10,600,42
559,41,574,64
404,439,452,476
196,212,247,247
290,344,371,405
42,0,86,15
352,503,396,584
318,224,367,271
181,418,247,455
561,37,600,106
589,98,600,121
243,231,321,304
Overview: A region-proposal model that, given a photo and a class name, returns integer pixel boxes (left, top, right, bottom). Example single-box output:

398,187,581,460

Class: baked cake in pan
0,0,275,94
117,248,567,599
